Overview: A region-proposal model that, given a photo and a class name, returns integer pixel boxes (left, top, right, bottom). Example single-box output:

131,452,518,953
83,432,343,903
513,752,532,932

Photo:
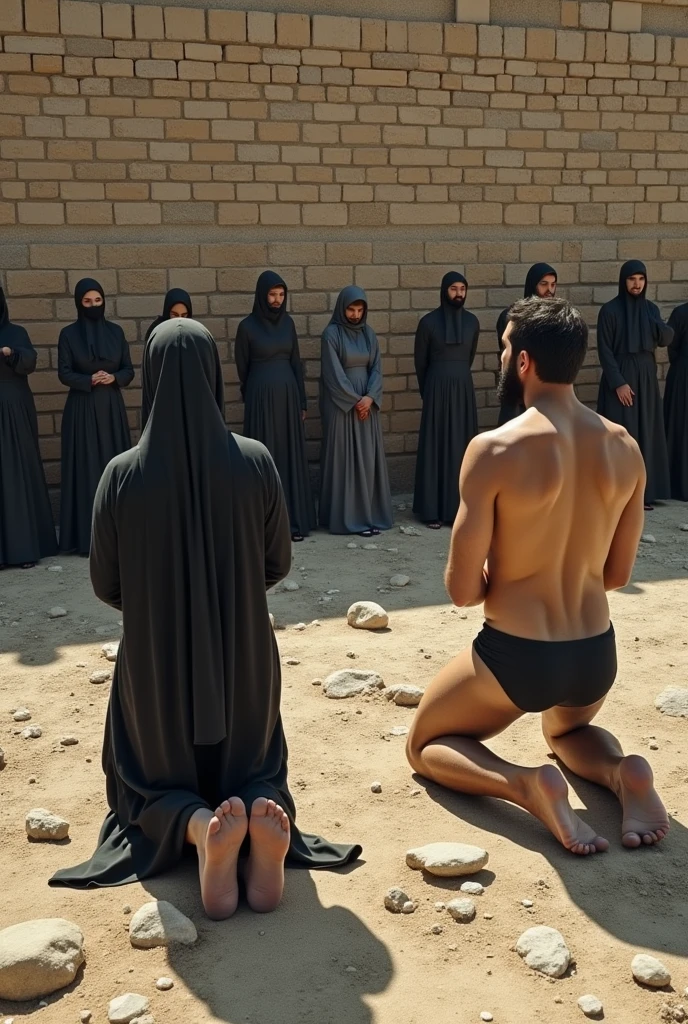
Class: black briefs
473,622,617,713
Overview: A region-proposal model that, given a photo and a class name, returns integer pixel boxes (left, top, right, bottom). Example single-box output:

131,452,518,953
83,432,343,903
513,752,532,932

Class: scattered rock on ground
363,543,378,550
12,708,31,722
131,1015,154,1024
0,919,85,1001
446,898,476,923
385,684,424,707
90,670,112,684
311,678,322,687
515,925,571,978
521,899,534,908
155,977,173,991
371,782,382,793
102,642,119,662
284,658,300,666
631,953,671,987
480,1014,494,1023
47,607,67,618
0,748,5,771
347,602,389,630
578,994,604,1018
347,542,358,549
388,726,409,737
399,526,421,537
282,580,299,592
80,1011,92,1022
25,808,70,841
384,888,415,914
655,688,688,718
60,736,78,747
129,901,197,949
406,842,489,877
679,524,688,532
640,534,656,544
323,669,385,699
107,993,150,1023
390,574,410,588
48,565,63,572
460,881,484,896
21,726,41,740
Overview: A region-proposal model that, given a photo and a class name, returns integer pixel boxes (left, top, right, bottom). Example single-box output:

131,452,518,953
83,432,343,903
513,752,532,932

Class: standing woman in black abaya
58,279,134,555
235,271,316,542
0,287,57,569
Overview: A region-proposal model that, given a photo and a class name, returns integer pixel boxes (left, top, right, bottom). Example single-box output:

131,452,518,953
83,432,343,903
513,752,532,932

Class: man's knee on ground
406,733,427,775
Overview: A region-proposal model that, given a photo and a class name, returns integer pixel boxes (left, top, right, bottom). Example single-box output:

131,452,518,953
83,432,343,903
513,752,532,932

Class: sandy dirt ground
1,497,688,1024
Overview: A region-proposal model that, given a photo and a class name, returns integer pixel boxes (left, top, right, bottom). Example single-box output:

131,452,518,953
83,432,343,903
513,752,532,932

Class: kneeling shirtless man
407,297,669,854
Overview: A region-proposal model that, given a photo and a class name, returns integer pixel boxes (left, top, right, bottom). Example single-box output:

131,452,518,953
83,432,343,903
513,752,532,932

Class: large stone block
312,16,361,52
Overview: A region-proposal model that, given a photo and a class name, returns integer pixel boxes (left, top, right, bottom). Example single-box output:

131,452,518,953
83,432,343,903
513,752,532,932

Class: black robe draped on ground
235,272,316,537
0,288,57,566
665,301,688,501
49,319,360,889
58,280,134,556
496,262,558,425
596,260,672,505
319,286,393,535
413,273,479,524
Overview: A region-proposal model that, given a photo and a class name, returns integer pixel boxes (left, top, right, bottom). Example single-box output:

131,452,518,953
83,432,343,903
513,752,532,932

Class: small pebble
649,741,659,750
363,543,378,551
80,1012,92,1023
21,725,42,739
284,658,300,666
577,994,604,1018
390,574,410,588
431,925,443,935
48,607,67,618
123,905,131,914
38,1002,47,1009
522,899,534,908
293,623,306,631
12,708,31,722
435,902,445,912
282,580,299,592
347,542,358,549
461,882,484,896
156,977,174,991
311,679,323,686
480,1014,494,1023
60,736,79,746
640,534,656,544
345,965,357,973
370,782,382,793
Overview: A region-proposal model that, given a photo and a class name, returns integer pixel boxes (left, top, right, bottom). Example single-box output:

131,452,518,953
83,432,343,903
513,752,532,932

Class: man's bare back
407,297,669,855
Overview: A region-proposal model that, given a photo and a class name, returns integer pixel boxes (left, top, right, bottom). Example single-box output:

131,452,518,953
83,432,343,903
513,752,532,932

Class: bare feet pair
190,796,290,920
523,755,669,856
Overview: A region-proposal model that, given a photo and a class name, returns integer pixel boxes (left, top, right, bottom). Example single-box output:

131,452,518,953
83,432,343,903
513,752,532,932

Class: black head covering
524,263,558,298
0,286,9,334
140,317,230,745
252,270,288,326
329,285,369,334
617,259,653,354
145,288,193,342
440,271,468,346
73,277,120,361
141,316,224,431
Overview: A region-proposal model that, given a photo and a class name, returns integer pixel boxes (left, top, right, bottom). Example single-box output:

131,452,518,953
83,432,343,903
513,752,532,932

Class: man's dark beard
448,296,465,308
497,356,524,406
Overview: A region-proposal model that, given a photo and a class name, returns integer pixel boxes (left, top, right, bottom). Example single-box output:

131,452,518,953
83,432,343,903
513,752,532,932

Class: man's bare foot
523,764,609,855
616,754,669,848
192,798,248,920
245,797,290,913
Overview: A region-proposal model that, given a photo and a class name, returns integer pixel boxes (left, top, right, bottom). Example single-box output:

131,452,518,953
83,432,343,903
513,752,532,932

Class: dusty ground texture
1,498,687,1024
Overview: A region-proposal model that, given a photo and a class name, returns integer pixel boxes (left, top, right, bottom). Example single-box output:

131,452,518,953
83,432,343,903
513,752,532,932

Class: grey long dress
319,286,393,535
49,319,360,889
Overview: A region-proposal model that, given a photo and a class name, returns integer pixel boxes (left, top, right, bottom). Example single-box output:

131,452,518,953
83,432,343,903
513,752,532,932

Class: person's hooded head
524,263,558,299
329,285,369,334
252,270,288,326
73,278,120,360
439,271,468,346
617,259,653,353
145,288,193,342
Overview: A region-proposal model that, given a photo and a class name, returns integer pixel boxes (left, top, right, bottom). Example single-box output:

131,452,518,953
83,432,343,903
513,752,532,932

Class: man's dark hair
507,296,588,385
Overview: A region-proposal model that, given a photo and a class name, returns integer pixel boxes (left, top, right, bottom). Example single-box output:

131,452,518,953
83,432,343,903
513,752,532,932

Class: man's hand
356,396,373,421
1,346,11,357
616,384,634,407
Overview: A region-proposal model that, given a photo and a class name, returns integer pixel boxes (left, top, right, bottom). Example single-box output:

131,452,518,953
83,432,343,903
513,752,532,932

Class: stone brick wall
1,1,687,493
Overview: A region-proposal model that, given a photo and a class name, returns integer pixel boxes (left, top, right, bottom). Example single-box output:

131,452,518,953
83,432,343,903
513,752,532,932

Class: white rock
107,994,150,1024
385,684,424,707
282,580,300,592
521,899,534,908
347,542,358,549
102,641,119,662
21,726,42,740
480,1014,494,1023
347,602,389,631
399,526,421,537
640,534,656,544
12,708,31,722
388,726,409,737
578,994,603,1017
460,881,484,896
655,687,688,718
402,902,415,914
631,953,671,987
370,782,382,794
293,622,306,631
47,607,67,619
446,898,476,923
25,808,70,841
0,919,85,1001
48,565,63,572
60,736,79,747
323,669,385,699
384,888,413,914
129,901,197,949
515,926,571,978
326,589,340,595
131,1015,155,1024
363,543,378,551
90,670,112,685
387,547,399,553
406,842,489,877
390,574,410,588
80,1012,92,1022
155,977,173,991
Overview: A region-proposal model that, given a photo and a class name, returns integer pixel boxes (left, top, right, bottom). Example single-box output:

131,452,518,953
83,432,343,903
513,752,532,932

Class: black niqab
440,271,468,346
524,263,557,298
145,288,193,342
73,278,121,361
253,270,288,326
617,259,653,354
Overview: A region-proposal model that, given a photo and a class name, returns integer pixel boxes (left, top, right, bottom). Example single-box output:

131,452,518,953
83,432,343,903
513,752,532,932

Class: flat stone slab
25,808,70,841
631,953,671,987
385,684,424,707
347,602,389,630
101,641,119,662
406,842,489,877
655,687,688,718
108,993,150,1023
129,901,197,949
323,669,385,699
578,994,604,1018
515,925,571,978
0,919,85,1001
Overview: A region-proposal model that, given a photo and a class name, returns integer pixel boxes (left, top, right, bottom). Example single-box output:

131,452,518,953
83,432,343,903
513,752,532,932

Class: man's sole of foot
198,797,248,920
617,754,670,848
245,798,290,913
527,764,609,855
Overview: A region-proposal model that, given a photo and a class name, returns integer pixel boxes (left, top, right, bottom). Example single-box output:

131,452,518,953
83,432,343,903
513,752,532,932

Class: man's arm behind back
602,429,647,592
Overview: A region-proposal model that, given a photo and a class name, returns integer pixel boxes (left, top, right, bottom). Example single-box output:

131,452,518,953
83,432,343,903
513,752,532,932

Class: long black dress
49,319,360,889
413,272,479,524
235,271,316,538
496,262,558,425
596,260,672,505
58,279,134,556
665,302,688,501
319,286,393,535
0,288,57,567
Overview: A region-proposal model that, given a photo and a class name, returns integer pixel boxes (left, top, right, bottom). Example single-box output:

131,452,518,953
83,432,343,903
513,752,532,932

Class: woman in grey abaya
665,300,688,501
596,260,672,509
319,286,393,536
413,272,479,528
49,319,360,919
235,271,316,541
0,287,57,569
58,279,134,555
